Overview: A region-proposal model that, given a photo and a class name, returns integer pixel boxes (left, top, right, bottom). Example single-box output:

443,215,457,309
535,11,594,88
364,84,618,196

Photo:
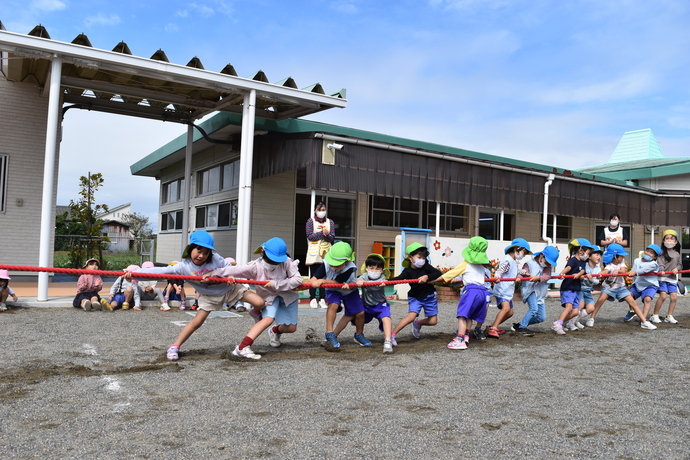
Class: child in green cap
388,242,443,345
310,241,370,351
432,236,491,350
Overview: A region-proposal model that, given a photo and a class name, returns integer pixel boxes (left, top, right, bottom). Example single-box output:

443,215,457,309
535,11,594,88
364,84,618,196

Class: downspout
542,173,556,245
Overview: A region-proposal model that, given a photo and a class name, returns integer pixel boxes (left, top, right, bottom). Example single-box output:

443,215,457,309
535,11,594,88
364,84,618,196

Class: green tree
122,212,153,252
66,173,110,268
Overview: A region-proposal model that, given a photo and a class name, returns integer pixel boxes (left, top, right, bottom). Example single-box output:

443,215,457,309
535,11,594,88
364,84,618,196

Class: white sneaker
232,345,261,360
564,320,579,332
574,321,585,330
268,328,282,348
309,299,318,309
585,317,595,327
649,314,662,324
319,299,328,309
664,315,678,324
552,321,566,335
640,321,657,330
159,302,171,311
383,339,393,353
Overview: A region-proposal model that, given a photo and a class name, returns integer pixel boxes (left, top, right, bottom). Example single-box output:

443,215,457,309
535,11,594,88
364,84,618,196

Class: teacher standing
599,213,629,248
305,201,335,308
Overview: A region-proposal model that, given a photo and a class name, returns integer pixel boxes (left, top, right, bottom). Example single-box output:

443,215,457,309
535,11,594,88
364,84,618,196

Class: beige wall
250,171,296,257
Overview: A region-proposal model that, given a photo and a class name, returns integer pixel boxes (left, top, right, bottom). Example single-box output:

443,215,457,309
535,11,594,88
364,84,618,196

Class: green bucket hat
462,236,489,264
324,241,354,267
402,242,429,268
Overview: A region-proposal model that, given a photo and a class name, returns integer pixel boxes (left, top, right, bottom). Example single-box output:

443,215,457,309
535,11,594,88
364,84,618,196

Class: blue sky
2,0,689,229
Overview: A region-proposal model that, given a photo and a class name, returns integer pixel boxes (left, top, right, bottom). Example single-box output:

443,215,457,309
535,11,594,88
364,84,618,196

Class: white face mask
261,260,278,271
539,261,547,268
664,241,676,249
412,258,426,268
515,252,524,261
580,253,589,261
367,270,383,280
316,211,327,219
610,220,619,227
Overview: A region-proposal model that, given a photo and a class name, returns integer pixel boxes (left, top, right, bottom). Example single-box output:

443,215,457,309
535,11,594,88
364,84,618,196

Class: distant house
97,203,132,250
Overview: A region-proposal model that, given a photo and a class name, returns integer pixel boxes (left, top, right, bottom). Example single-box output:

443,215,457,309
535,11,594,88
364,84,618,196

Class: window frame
160,210,184,232
161,178,185,204
195,200,238,230
197,159,240,197
0,154,7,213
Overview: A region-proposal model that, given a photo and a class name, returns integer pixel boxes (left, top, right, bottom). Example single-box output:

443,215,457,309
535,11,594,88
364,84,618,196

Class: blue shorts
602,286,633,302
362,301,391,332
578,290,595,306
658,281,678,294
326,290,364,317
408,293,438,317
112,293,126,306
560,290,580,308
629,285,658,301
456,285,489,323
262,296,298,326
495,298,514,309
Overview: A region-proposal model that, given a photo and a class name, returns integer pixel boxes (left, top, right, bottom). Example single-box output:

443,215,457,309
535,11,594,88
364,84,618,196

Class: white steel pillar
182,124,193,255
235,90,256,265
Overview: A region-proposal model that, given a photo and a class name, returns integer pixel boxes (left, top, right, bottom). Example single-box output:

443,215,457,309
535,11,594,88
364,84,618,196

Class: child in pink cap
0,269,18,311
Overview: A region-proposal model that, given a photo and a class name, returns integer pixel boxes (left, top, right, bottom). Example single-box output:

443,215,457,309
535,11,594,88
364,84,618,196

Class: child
0,269,18,311
131,230,265,361
353,254,394,353
553,238,595,334
309,241,370,351
163,261,187,310
389,243,443,344
109,264,141,310
138,261,169,311
627,244,662,325
571,245,603,329
433,236,490,350
486,238,532,338
208,237,303,360
589,244,656,330
511,246,559,336
73,258,109,312
651,229,681,324
221,257,245,311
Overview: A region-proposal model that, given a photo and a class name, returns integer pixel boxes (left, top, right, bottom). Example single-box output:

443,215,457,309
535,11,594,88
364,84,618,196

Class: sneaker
236,304,247,312
0,302,6,312
390,334,398,347
91,300,102,311
310,299,319,309
166,346,179,361
159,302,171,311
319,299,328,309
574,321,585,330
122,302,130,310
473,328,486,340
383,339,393,353
623,310,637,322
486,327,500,339
565,321,579,332
510,322,520,332
100,299,113,311
232,345,261,360
268,328,282,348
354,333,372,346
585,317,595,327
411,320,422,339
81,300,92,312
517,327,535,337
640,321,657,330
447,336,468,350
248,308,262,323
179,301,186,310
649,314,662,324
324,332,340,350
552,321,566,335
664,315,678,324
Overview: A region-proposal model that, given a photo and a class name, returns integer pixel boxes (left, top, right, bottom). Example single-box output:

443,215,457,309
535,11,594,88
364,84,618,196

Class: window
198,159,240,196
369,196,469,233
161,210,183,231
478,211,514,240
162,178,185,204
195,201,238,229
426,203,469,234
0,154,7,213
545,215,571,243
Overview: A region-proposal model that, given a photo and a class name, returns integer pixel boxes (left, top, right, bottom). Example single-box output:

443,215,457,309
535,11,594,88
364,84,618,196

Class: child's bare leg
491,302,512,328
418,314,437,327
276,324,297,334
625,297,645,321
0,290,8,303
558,304,574,322
241,291,265,312
668,292,678,316
334,315,354,336
653,291,667,316
325,302,340,333
246,316,275,340
591,293,609,319
172,309,210,347
124,287,134,303
392,312,417,335
457,317,468,336
565,307,580,322
642,297,653,319
353,311,365,335
381,317,392,340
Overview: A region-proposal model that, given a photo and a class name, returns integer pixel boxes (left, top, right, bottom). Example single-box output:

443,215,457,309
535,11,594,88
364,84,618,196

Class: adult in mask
305,201,336,308
599,213,629,248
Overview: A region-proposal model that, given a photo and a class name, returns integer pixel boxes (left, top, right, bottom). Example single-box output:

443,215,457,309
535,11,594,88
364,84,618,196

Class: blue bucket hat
504,238,532,255
606,243,628,257
646,244,662,256
254,237,288,263
533,246,559,267
182,230,215,258
590,245,603,254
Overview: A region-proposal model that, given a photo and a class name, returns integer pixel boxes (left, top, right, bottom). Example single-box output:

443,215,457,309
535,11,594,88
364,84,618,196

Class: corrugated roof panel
607,128,664,164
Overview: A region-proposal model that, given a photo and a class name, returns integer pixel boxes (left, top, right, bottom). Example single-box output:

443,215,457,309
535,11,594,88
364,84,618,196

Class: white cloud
331,2,358,14
30,0,67,12
536,73,657,105
165,23,180,33
189,2,215,18
84,13,121,28
175,9,189,18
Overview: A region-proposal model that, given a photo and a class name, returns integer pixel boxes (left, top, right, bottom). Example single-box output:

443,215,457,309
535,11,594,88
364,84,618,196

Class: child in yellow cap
651,229,682,324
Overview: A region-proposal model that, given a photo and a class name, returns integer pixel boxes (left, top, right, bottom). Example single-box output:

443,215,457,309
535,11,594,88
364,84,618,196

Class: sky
2,0,689,230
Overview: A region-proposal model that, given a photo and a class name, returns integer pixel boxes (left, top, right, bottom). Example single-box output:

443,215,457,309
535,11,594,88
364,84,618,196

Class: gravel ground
1,298,689,459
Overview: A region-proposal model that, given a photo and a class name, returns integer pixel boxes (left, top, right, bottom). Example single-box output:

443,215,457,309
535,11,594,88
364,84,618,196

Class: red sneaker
486,327,500,339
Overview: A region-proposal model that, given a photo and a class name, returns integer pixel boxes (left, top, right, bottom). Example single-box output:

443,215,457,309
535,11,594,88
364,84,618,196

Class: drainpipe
542,174,556,245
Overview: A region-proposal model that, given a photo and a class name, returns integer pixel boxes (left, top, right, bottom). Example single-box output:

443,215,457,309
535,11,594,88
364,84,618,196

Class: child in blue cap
511,246,559,336
553,238,596,335
485,238,532,338
626,244,662,327
208,237,304,360
129,230,265,360
570,245,603,330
